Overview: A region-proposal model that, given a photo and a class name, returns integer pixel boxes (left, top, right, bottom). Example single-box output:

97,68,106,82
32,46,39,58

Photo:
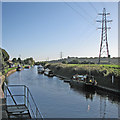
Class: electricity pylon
97,8,112,64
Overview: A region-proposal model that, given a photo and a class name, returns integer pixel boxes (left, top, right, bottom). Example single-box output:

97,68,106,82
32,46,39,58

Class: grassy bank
4,67,17,75
46,63,120,91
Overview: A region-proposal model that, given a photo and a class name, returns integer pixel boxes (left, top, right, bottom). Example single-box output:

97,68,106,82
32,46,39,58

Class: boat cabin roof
73,74,94,79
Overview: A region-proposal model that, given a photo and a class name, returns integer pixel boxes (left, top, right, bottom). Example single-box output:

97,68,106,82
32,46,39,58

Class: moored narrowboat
24,65,31,69
16,65,22,71
44,68,54,77
37,65,44,74
71,74,97,87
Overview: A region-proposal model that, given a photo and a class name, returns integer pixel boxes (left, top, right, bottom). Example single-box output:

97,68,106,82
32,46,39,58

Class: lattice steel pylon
97,8,112,64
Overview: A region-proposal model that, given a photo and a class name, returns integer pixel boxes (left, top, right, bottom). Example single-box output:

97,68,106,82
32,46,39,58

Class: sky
2,2,118,61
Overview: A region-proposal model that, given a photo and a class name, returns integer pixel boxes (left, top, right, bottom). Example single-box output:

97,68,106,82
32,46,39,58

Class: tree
0,48,9,72
17,57,22,64
35,62,40,65
67,56,70,59
12,58,17,63
1,48,10,61
62,60,67,64
68,59,80,64
23,57,35,65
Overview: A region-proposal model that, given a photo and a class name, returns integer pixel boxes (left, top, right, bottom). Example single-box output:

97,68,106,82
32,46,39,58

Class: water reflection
96,89,120,104
69,82,95,101
69,81,120,118
69,81,120,104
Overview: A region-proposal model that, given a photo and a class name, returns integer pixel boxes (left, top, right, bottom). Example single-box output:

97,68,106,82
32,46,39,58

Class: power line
64,1,96,27
63,1,100,44
64,2,87,19
73,2,95,21
88,2,98,14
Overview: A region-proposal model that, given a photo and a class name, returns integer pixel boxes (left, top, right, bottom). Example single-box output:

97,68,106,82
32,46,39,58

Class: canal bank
46,63,120,94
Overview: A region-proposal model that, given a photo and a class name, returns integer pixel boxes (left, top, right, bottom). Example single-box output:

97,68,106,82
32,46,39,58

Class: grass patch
4,67,17,74
47,63,120,77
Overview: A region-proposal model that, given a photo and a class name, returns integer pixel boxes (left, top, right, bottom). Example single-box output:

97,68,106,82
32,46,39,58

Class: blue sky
2,2,118,61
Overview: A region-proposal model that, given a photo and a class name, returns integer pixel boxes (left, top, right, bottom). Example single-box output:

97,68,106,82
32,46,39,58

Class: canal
6,66,119,118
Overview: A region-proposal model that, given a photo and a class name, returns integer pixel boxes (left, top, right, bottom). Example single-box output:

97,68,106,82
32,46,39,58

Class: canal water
6,66,119,118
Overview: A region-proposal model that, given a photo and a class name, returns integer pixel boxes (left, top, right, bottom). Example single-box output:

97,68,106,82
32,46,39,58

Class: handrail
4,82,17,106
6,86,17,106
3,82,44,119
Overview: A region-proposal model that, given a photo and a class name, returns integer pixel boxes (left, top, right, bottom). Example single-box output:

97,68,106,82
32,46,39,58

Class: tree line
0,48,35,70
12,57,35,65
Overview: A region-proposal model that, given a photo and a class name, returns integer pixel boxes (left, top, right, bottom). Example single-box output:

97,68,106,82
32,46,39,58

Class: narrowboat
44,68,54,77
37,65,44,74
24,65,30,69
70,74,97,87
16,65,22,71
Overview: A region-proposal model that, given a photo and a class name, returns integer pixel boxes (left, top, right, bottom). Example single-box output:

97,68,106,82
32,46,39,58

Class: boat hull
44,69,54,77
25,66,30,69
16,67,22,71
38,70,44,74
70,80,96,89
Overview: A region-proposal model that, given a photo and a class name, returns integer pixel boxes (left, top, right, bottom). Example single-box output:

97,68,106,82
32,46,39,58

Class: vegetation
46,63,120,90
50,63,120,77
35,61,48,66
66,59,95,64
23,57,35,65
4,67,17,75
1,48,10,61
17,57,22,64
0,48,35,77
12,57,35,66
68,59,80,64
49,56,119,64
0,48,10,74
12,58,17,63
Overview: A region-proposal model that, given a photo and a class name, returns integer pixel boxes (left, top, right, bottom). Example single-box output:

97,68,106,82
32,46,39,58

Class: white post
112,75,114,83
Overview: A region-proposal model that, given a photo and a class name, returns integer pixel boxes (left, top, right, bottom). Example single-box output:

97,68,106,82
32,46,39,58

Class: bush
68,60,80,64
62,60,67,64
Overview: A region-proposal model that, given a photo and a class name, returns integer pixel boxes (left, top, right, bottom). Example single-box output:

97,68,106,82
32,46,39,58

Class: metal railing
3,82,44,119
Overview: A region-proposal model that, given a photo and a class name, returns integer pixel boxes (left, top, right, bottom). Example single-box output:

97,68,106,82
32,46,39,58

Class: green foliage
62,60,67,64
12,58,17,63
23,57,35,65
48,63,120,77
40,61,48,66
81,61,95,64
17,57,22,64
1,48,10,61
4,67,17,74
35,62,40,65
68,59,80,64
